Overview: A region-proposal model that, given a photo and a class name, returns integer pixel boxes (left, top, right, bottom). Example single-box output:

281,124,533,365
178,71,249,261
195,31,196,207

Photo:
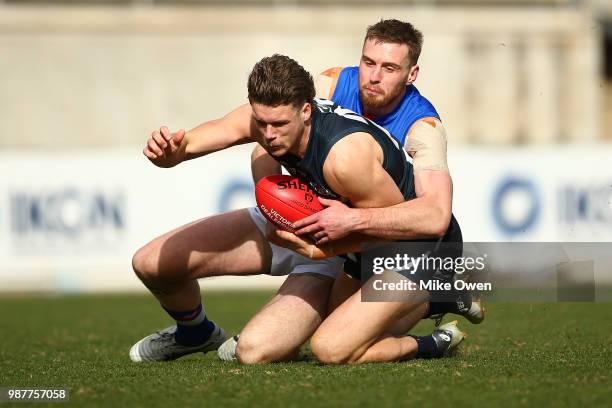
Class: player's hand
293,198,361,244
266,223,332,260
143,126,186,168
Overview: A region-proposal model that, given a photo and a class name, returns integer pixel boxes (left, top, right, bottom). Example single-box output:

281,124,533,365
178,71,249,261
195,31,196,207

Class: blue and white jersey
331,66,439,146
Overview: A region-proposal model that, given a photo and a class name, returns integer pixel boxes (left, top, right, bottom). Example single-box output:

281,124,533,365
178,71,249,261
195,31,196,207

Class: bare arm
316,132,407,255
323,132,405,208
353,117,452,239
270,132,405,259
144,103,254,168
353,170,452,240
250,144,281,184
293,117,453,242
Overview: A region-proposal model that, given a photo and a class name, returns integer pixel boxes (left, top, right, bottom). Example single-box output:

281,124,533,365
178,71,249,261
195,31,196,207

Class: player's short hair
248,54,315,108
365,19,423,66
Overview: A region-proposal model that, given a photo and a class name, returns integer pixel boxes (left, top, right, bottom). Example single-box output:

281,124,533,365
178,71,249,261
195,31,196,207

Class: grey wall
0,5,601,148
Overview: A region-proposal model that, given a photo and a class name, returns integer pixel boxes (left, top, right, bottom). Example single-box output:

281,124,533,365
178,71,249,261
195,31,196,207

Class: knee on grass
310,334,357,365
235,334,290,365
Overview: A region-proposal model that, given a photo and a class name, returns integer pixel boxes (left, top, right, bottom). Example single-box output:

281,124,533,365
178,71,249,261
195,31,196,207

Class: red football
255,175,323,232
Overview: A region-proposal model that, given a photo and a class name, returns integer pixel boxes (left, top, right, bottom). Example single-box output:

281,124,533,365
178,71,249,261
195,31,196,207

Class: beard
359,83,405,112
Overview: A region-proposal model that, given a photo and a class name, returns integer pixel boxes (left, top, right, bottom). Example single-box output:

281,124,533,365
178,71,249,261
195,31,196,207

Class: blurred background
1,0,611,292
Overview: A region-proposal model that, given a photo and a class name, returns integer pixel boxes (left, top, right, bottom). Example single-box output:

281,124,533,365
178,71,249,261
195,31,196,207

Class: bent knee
310,333,354,365
235,334,294,364
235,336,274,365
132,245,162,282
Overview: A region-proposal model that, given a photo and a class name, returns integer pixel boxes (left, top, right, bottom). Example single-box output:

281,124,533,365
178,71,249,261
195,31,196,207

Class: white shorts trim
247,206,343,279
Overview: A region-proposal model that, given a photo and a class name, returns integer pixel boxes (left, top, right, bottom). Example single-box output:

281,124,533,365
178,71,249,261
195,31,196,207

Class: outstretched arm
144,103,254,168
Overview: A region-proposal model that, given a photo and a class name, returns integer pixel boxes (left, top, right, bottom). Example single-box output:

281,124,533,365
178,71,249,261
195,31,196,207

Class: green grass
1,292,611,407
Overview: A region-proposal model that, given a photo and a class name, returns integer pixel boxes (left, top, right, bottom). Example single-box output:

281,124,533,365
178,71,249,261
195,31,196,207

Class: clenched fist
143,126,186,168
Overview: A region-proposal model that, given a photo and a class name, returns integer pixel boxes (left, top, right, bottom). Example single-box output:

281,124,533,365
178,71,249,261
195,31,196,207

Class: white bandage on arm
404,118,449,171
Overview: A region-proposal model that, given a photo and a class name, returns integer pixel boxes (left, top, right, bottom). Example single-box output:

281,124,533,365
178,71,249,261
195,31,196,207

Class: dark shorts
344,214,463,301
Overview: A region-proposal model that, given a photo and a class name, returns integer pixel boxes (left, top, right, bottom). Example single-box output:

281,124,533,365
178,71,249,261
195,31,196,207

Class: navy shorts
344,215,463,301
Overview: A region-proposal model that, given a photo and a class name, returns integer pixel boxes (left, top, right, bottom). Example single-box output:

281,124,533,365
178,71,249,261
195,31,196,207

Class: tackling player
220,19,483,363
129,54,466,364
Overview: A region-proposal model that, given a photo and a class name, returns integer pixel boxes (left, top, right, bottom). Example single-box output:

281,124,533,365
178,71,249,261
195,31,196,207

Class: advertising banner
1,145,611,292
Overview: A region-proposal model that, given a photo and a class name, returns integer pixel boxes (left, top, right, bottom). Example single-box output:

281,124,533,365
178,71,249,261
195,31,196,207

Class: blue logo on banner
492,177,541,235
559,183,612,225
10,189,125,238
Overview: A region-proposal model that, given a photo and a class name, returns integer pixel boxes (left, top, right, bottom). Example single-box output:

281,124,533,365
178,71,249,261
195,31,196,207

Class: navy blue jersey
275,99,416,205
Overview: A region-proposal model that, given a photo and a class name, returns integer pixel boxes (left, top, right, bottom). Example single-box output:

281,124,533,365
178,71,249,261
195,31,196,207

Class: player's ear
301,101,312,122
407,64,419,85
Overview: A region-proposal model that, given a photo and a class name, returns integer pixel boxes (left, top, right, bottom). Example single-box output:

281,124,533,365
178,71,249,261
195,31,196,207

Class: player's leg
328,271,428,335
311,274,425,364
223,269,429,364
349,319,465,363
311,271,464,364
234,273,334,364
130,208,273,362
327,271,360,313
331,239,483,334
217,216,345,363
132,209,272,299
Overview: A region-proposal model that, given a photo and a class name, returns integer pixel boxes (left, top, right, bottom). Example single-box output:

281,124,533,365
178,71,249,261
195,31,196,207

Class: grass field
1,291,611,407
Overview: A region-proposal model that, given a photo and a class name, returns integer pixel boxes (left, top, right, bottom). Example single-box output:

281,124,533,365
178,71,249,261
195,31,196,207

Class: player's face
359,39,418,113
250,102,310,157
